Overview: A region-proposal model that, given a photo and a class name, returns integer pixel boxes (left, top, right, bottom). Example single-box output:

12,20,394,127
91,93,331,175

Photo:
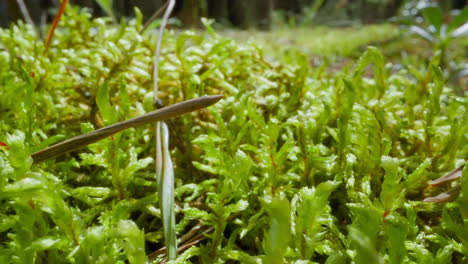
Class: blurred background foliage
1,0,466,29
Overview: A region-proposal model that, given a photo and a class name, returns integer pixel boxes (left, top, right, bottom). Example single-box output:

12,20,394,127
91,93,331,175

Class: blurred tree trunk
381,0,404,20
314,0,349,26
71,0,103,16
452,0,467,9
113,0,130,18
255,0,273,30
229,0,255,29
5,0,22,23
360,0,404,23
229,0,272,29
71,0,93,7
114,0,166,19
208,0,229,25
6,0,42,24
178,0,201,27
273,0,303,14
133,0,166,21
0,1,8,27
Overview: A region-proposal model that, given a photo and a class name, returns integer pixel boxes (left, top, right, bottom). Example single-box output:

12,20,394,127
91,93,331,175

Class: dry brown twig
423,164,465,203
31,95,223,163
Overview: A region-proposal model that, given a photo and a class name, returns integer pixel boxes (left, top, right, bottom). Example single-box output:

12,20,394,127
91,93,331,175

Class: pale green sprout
152,0,177,260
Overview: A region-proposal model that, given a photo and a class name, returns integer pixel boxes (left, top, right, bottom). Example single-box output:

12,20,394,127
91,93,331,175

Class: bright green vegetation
224,24,400,57
0,6,467,264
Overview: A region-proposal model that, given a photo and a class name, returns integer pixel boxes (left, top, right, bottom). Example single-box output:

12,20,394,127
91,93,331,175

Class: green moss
224,24,400,58
0,6,466,264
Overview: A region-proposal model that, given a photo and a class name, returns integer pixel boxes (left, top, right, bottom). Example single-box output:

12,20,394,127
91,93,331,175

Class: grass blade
157,122,177,260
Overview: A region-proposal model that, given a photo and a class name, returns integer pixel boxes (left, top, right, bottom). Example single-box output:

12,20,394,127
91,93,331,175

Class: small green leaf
349,226,384,264
421,6,443,33
96,81,117,125
95,0,116,22
30,237,64,251
380,156,404,212
448,7,468,32
184,207,212,222
457,165,468,219
406,158,432,194
3,177,43,195
292,181,340,259
156,122,177,260
5,131,32,171
451,23,468,38
118,77,131,117
263,194,291,264
225,199,249,215
116,220,146,264
72,187,111,205
385,214,408,264
348,200,381,246
408,25,435,42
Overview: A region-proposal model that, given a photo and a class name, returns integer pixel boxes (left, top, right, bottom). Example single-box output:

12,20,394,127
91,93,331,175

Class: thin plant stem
153,0,175,100
16,0,35,27
31,95,222,163
44,0,68,54
152,0,177,260
140,1,169,34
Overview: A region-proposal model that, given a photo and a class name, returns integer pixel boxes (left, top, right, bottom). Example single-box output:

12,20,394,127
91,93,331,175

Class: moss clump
0,6,466,264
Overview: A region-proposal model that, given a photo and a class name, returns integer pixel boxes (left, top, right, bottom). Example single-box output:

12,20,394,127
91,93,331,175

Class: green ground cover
0,6,467,263
224,24,400,57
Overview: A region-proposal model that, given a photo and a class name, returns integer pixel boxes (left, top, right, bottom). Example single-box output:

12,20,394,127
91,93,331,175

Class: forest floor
1,12,467,262
224,24,467,93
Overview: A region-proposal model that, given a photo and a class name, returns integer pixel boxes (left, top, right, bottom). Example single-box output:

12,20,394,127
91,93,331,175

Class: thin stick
423,185,461,203
148,226,214,261
44,0,68,54
31,95,223,164
140,1,170,34
153,0,175,101
16,0,35,26
428,164,465,186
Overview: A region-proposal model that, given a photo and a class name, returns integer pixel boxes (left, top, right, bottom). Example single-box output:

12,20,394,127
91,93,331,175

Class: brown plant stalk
44,0,68,53
31,95,223,163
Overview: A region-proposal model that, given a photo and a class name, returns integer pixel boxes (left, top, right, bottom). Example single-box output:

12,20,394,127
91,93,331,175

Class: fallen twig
31,95,223,163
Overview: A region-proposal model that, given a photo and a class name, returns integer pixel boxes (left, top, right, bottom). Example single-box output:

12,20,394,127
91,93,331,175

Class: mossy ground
0,6,467,264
